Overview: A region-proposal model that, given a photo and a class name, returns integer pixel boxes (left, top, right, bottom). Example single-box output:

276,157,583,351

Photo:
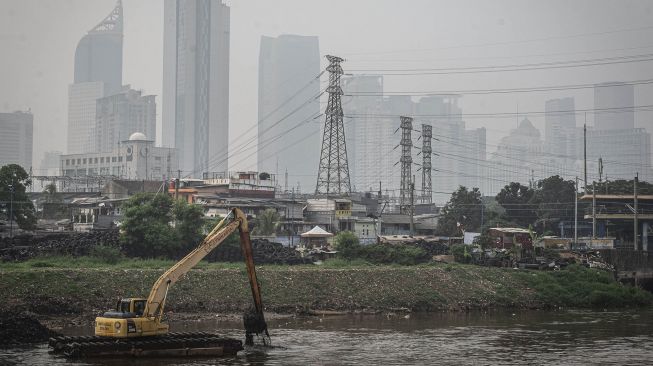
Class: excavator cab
108,298,147,317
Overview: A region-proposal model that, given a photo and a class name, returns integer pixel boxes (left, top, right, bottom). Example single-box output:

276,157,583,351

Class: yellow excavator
50,208,269,358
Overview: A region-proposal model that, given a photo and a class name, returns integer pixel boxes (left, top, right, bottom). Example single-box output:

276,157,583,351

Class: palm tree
252,209,280,236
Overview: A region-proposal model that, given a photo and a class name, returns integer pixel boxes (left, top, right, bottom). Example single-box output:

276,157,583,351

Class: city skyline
1,0,653,201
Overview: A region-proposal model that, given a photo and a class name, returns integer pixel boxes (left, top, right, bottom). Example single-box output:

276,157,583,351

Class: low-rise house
487,227,533,249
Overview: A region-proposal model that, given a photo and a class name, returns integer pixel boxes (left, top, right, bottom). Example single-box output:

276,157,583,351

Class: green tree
530,175,576,233
173,199,206,254
333,231,361,259
252,208,280,236
43,182,61,203
495,182,535,228
436,186,483,236
0,164,36,230
120,193,179,258
591,179,653,195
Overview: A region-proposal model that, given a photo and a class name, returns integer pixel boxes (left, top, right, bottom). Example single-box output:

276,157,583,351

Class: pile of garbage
0,231,119,262
252,239,313,265
0,311,57,346
208,239,312,265
411,239,449,256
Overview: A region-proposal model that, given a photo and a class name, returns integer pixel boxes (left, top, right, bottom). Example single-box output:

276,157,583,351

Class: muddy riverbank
2,264,650,323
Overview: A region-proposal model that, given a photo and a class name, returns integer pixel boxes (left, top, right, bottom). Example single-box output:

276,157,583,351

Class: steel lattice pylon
399,116,413,214
315,55,351,195
421,124,432,204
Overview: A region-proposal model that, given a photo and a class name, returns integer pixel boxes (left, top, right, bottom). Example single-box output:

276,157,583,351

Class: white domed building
60,132,178,184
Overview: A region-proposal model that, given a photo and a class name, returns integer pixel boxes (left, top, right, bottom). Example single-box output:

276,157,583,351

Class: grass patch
0,256,249,270
517,265,653,308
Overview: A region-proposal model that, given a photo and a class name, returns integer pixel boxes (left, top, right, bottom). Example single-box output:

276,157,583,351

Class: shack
487,227,532,249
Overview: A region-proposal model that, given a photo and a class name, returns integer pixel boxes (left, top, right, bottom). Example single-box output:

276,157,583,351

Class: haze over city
1,0,652,201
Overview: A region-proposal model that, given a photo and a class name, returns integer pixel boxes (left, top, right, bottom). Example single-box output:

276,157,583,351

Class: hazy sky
1,0,652,175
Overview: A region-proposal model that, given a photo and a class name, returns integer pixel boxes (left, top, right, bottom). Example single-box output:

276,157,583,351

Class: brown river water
1,309,652,365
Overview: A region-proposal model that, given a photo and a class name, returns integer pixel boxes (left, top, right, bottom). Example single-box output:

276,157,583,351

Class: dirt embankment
0,265,540,320
0,311,58,346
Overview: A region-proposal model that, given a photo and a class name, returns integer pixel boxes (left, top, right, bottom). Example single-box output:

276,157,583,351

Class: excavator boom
91,208,269,345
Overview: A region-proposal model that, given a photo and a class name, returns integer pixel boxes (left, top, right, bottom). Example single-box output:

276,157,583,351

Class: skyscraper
342,75,395,193
0,111,33,171
67,1,123,154
257,35,320,192
95,86,156,153
545,97,576,155
163,0,230,178
594,82,635,130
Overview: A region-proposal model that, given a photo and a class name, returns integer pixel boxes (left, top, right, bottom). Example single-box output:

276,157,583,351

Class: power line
344,78,653,96
345,104,653,119
342,25,653,56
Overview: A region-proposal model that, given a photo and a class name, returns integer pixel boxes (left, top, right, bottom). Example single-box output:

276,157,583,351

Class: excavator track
48,332,243,358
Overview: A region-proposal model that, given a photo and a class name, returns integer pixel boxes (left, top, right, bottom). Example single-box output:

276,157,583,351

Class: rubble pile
252,239,312,265
0,311,57,346
209,239,312,265
411,240,449,256
0,231,120,262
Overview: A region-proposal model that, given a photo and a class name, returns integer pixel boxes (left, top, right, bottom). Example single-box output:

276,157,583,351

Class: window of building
77,159,81,165
94,158,98,164
100,157,104,163
83,158,86,164
66,159,70,166
111,157,116,163
118,156,122,162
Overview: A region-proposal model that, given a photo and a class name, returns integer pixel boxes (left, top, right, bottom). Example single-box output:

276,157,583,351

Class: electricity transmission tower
399,116,413,214
315,55,351,195
421,124,432,204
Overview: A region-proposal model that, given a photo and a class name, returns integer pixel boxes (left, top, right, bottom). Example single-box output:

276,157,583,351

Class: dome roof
129,132,147,141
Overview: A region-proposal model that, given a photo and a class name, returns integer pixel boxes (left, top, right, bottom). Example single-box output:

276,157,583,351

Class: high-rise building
342,76,402,196
587,128,652,182
162,0,230,178
0,111,33,171
594,82,635,130
95,86,156,153
67,1,123,154
487,117,569,195
545,97,576,156
414,95,487,202
38,151,63,176
257,35,320,192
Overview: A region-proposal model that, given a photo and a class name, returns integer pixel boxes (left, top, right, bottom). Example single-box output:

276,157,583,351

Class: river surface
2,309,653,365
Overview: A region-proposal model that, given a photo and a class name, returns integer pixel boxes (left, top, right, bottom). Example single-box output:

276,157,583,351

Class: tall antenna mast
315,55,351,195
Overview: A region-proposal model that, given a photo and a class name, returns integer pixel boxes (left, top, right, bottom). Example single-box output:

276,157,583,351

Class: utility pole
175,169,180,200
592,181,596,239
634,173,639,250
583,120,588,193
315,55,351,196
574,176,578,248
8,184,14,242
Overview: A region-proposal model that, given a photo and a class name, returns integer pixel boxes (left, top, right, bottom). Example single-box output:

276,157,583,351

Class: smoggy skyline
1,0,652,183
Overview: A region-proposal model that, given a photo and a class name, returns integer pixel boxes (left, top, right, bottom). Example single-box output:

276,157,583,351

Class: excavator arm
142,208,268,343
